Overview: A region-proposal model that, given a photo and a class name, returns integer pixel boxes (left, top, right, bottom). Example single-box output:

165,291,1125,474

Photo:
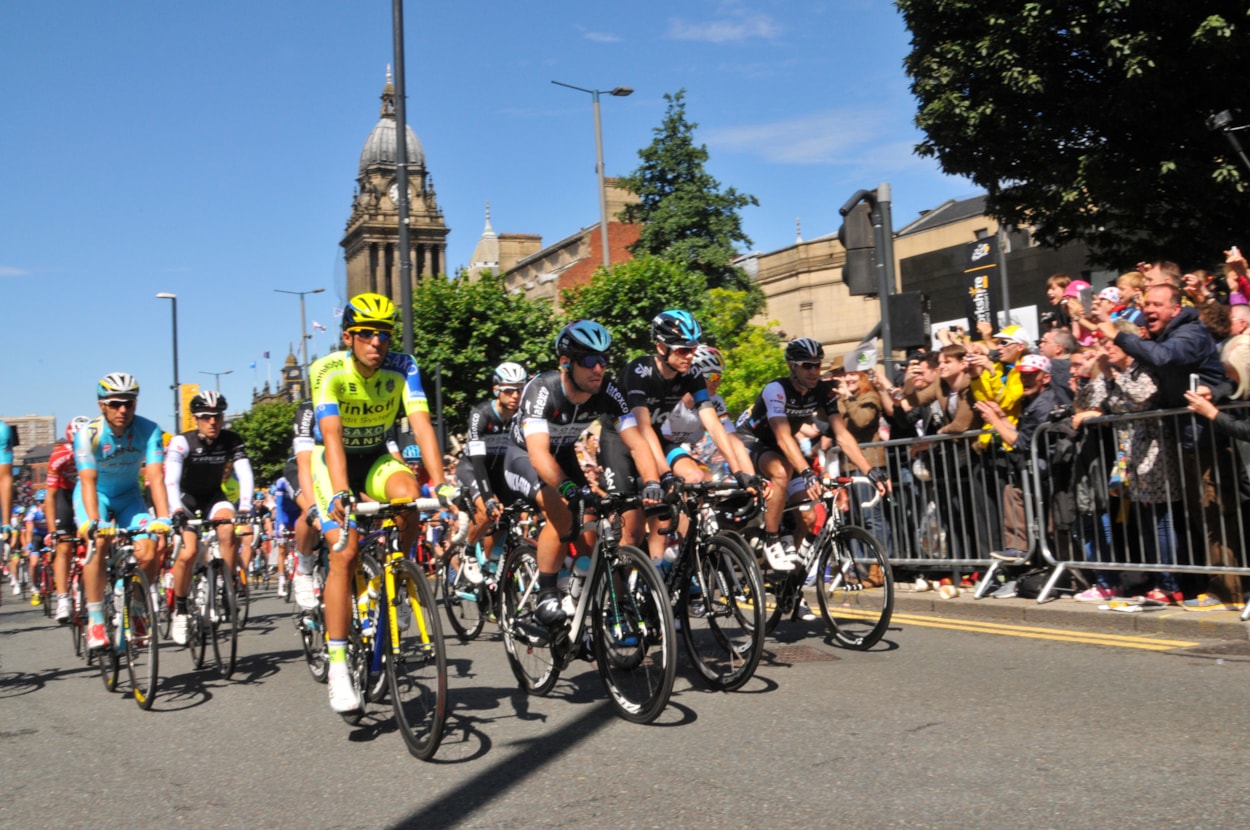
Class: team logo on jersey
386,378,395,393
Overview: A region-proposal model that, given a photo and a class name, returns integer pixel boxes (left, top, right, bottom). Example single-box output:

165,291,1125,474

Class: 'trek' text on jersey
737,377,838,445
310,350,429,454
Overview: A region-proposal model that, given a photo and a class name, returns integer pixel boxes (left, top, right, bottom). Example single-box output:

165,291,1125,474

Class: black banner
963,239,1000,333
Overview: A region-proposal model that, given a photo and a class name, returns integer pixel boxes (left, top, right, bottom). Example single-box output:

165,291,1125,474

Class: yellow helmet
342,292,398,330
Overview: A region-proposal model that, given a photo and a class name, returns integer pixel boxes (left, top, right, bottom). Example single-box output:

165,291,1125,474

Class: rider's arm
146,461,171,518
697,403,744,475
630,405,671,477
464,405,495,500
233,456,255,512
79,468,102,524
164,435,188,514
295,450,315,512
618,423,660,485
526,430,567,493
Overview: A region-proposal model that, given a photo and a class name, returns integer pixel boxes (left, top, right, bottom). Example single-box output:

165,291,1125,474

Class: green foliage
618,90,759,290
898,0,1250,267
719,324,786,417
701,286,767,350
231,400,298,484
560,255,710,363
408,270,561,433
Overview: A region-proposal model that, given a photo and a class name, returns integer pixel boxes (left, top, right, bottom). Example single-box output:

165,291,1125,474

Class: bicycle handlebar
331,498,445,551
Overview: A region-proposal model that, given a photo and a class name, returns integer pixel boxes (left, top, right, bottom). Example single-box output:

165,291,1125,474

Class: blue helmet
556,320,612,357
34,489,46,502
401,443,422,461
652,310,701,347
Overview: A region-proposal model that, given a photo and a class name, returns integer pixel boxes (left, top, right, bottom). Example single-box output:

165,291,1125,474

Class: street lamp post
155,293,179,431
198,369,233,394
552,80,633,268
274,287,325,396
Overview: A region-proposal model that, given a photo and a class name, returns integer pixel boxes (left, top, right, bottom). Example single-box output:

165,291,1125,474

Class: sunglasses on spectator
571,354,608,369
102,398,136,409
350,328,393,343
792,361,822,370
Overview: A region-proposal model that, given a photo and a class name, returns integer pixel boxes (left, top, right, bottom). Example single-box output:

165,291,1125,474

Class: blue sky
0,0,972,432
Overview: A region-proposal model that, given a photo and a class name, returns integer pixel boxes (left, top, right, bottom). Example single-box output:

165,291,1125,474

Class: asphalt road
3,582,1250,829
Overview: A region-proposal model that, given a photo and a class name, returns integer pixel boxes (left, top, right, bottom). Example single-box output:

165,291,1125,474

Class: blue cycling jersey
0,421,13,465
74,414,164,496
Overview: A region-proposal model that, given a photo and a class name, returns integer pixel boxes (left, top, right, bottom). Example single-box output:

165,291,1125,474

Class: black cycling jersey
292,401,316,455
510,370,636,472
166,429,253,513
462,398,514,500
620,355,711,428
737,377,838,447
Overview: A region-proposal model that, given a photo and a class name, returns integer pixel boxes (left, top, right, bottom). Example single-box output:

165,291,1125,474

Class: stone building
251,349,307,406
342,70,449,303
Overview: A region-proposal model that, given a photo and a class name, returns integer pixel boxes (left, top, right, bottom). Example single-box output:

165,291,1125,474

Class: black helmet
651,309,702,347
190,390,227,415
784,337,824,363
556,320,612,357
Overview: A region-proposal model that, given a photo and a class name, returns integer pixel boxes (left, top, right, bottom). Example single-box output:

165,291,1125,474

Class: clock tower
341,69,450,303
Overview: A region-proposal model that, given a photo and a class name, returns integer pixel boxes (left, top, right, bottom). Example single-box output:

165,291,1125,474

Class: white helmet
97,372,139,398
493,361,527,387
693,345,725,376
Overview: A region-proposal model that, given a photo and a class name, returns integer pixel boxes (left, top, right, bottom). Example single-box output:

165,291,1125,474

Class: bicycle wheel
816,525,893,650
210,566,239,679
157,575,173,640
37,560,53,617
234,567,251,629
124,569,159,710
188,572,207,669
442,553,487,642
98,580,120,692
680,536,765,692
499,541,560,695
385,558,447,760
299,604,329,683
361,553,389,704
70,572,86,657
592,544,676,724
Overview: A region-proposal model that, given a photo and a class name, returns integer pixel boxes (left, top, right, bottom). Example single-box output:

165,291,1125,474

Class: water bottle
557,555,573,593
487,539,503,574
569,555,591,599
359,578,379,637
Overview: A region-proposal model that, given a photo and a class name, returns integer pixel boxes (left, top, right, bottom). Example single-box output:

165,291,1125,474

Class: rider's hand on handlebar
328,490,351,525
641,479,664,506
800,467,822,501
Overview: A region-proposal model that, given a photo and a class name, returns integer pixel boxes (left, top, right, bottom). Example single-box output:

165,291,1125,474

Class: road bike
747,475,893,649
662,479,766,691
175,517,240,679
92,525,161,710
34,546,54,615
435,501,535,642
499,492,676,724
65,538,89,657
335,497,448,760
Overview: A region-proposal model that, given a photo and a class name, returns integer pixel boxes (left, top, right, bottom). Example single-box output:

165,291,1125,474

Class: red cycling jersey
45,441,78,491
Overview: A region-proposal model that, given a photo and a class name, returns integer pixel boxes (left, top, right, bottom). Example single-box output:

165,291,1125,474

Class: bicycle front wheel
210,566,239,679
124,569,159,710
70,572,86,658
499,541,560,695
681,536,765,692
98,580,120,692
815,525,893,650
234,568,251,629
385,559,447,760
592,544,676,724
442,555,487,642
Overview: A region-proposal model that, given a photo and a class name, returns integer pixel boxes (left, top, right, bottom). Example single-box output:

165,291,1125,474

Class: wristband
557,480,578,500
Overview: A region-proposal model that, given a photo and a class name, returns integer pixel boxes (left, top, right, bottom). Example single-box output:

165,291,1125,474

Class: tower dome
358,68,425,175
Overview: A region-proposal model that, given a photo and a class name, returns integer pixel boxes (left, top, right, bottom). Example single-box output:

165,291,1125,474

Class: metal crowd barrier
1027,403,1250,615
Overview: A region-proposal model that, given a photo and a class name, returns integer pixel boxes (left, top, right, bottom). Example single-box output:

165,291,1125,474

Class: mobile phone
1190,373,1200,394
1078,285,1094,317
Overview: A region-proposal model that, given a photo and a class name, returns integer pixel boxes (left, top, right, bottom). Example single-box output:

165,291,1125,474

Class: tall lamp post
155,293,179,431
275,287,325,395
551,80,633,268
199,369,233,394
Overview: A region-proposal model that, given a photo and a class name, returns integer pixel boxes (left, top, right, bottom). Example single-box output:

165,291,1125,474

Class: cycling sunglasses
350,327,393,343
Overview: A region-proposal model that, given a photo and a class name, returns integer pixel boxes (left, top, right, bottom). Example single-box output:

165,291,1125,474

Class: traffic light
838,201,876,296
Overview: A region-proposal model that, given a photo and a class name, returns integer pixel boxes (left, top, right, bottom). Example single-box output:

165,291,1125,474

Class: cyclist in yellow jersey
310,293,452,714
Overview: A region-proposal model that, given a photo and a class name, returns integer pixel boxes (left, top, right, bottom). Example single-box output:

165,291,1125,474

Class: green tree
618,90,760,289
231,399,298,484
899,0,1250,266
719,324,787,417
560,255,709,362
408,270,560,433
700,286,766,351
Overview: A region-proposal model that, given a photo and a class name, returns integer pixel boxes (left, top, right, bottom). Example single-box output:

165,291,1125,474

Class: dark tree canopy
618,90,760,289
899,0,1250,267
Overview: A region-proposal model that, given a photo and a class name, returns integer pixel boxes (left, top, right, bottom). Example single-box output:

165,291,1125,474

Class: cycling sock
328,639,347,664
296,553,316,576
88,601,104,626
57,593,68,601
175,597,188,614
538,572,559,593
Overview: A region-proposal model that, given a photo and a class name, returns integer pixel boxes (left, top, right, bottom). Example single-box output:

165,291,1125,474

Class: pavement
889,578,1250,642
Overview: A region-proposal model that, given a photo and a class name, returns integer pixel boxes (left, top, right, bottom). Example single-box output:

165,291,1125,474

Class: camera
1048,404,1074,423
1208,110,1235,132
1039,311,1058,329
987,349,1002,363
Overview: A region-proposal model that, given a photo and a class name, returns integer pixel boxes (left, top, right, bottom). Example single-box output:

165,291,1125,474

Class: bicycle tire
234,567,251,630
815,525,893,650
157,578,173,640
300,604,329,683
339,625,369,726
499,541,560,695
70,572,86,657
385,558,447,760
188,572,208,669
124,569,159,710
442,553,487,642
210,565,239,679
98,579,120,692
680,535,765,692
361,553,389,704
37,560,53,617
592,544,676,724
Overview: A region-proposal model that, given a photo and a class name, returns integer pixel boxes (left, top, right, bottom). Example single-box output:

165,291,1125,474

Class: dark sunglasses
792,361,821,371
572,354,608,369
102,398,136,410
667,345,697,357
351,328,393,343
195,412,222,420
